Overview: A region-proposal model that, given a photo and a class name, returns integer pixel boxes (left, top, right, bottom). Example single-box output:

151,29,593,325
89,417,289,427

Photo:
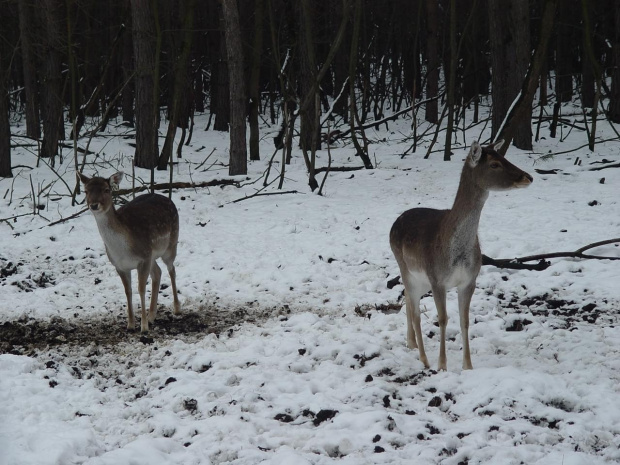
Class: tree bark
297,0,321,153
248,0,264,161
121,2,135,127
17,0,40,140
424,0,439,124
131,0,159,169
495,0,557,153
443,0,457,161
555,1,576,103
40,0,64,163
221,0,247,176
158,0,195,170
0,46,12,177
488,0,532,150
609,0,620,123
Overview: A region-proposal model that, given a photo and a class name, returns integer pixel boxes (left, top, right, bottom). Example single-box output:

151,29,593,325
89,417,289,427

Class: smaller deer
390,140,532,370
78,172,181,332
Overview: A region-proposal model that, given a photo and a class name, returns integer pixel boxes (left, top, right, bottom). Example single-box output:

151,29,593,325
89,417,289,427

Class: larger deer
390,140,532,370
78,172,181,333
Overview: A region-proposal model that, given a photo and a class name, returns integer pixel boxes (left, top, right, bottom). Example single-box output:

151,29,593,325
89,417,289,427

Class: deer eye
490,162,501,169
104,188,111,194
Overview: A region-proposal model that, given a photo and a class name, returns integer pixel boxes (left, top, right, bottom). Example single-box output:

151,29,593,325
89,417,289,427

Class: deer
389,140,532,370
78,171,181,333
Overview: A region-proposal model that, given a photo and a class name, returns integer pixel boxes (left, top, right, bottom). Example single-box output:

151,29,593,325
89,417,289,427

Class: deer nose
90,203,99,211
524,173,533,183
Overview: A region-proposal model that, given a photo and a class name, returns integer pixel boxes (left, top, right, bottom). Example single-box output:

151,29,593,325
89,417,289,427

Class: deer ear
109,172,124,190
468,141,483,167
492,139,505,153
77,172,90,185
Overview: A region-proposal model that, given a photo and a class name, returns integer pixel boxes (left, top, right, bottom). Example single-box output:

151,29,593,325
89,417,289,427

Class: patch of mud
0,304,287,356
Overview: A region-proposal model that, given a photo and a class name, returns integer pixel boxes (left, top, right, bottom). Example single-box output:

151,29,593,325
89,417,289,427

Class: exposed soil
0,304,287,356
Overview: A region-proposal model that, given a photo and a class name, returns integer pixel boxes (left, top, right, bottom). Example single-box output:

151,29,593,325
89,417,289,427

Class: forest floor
1,109,620,464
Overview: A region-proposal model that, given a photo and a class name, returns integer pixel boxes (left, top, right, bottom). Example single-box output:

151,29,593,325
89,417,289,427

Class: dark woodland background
0,0,619,186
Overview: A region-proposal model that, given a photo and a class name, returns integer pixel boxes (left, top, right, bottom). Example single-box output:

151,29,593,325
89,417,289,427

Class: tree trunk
17,0,40,140
443,0,457,161
488,0,532,150
609,0,620,123
131,0,159,169
495,0,557,153
0,46,12,178
221,0,247,176
212,22,230,132
555,2,575,103
248,0,264,161
425,0,439,124
121,2,135,127
40,0,64,163
158,0,195,170
297,0,321,153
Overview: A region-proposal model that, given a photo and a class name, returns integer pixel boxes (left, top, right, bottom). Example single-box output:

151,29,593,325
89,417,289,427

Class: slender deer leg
402,272,430,368
404,290,418,349
458,281,476,370
163,252,181,315
149,261,162,323
137,261,151,332
117,268,134,330
432,285,448,371
168,264,181,315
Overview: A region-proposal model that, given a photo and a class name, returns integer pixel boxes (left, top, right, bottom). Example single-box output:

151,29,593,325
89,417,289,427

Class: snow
1,110,620,464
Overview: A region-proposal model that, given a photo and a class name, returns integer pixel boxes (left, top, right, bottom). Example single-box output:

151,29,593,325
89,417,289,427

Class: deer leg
137,261,151,333
404,290,418,349
402,272,430,368
117,268,134,330
149,261,162,323
458,282,476,370
431,285,448,371
162,254,181,315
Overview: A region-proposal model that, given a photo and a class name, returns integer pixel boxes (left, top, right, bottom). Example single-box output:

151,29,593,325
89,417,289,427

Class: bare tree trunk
40,0,64,164
131,0,159,169
221,0,247,176
443,0,457,161
424,0,439,124
609,0,620,123
212,23,230,131
158,0,195,170
488,0,532,150
121,2,134,127
248,0,264,161
0,46,11,178
298,0,321,153
495,0,557,153
17,0,40,140
555,2,575,103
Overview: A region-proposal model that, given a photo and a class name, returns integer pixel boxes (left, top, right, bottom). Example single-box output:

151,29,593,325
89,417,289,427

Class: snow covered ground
1,109,619,464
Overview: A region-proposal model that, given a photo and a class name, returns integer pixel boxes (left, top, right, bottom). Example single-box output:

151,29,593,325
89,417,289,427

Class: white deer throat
94,217,137,269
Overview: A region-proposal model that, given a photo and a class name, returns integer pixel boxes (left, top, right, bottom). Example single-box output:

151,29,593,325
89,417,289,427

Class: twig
481,238,620,270
589,163,620,171
230,190,299,204
46,207,89,227
115,178,239,196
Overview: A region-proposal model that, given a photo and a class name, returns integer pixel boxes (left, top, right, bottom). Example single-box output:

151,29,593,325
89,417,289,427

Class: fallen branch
388,238,620,286
314,166,365,175
589,163,620,171
115,178,239,196
46,207,89,227
482,238,620,270
230,190,299,204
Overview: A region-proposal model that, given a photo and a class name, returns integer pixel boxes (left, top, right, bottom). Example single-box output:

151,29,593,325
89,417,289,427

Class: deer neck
445,167,489,257
92,206,128,249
